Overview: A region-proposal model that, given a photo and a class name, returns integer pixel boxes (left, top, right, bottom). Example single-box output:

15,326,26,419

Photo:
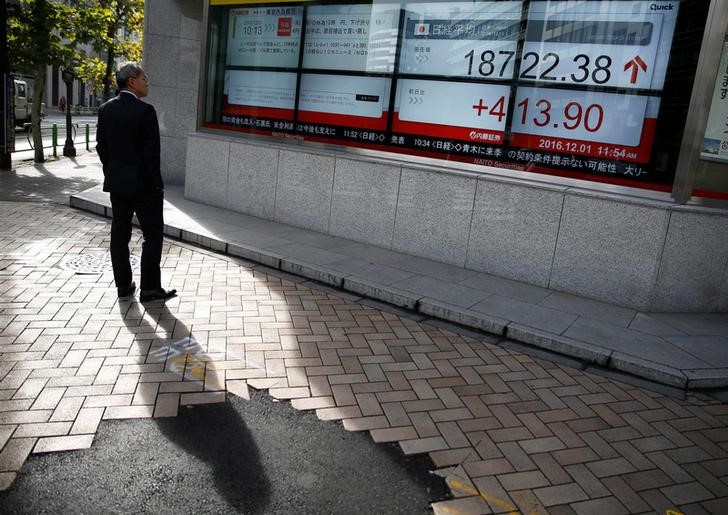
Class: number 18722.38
463,49,613,85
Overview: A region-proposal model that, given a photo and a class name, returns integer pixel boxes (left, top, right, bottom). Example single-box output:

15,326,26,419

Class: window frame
196,0,719,203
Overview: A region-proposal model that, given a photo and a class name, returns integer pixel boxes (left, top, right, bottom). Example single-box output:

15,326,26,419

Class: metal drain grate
58,252,140,274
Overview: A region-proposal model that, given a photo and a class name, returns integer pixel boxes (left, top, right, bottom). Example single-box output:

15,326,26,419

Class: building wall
143,0,204,186
144,0,728,312
183,133,728,312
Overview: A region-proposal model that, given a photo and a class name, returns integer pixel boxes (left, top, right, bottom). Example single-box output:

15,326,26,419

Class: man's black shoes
117,281,136,298
117,282,177,302
140,288,177,302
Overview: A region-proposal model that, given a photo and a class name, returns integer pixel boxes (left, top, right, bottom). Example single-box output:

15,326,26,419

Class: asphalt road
0,389,446,514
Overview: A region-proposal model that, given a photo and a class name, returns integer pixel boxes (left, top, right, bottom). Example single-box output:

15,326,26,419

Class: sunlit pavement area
0,155,728,514
0,197,725,514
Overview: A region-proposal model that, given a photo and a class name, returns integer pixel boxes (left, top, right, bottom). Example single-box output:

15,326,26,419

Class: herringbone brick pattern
1,201,727,514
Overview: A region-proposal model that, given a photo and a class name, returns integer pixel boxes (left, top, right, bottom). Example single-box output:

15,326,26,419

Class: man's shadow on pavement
118,301,271,513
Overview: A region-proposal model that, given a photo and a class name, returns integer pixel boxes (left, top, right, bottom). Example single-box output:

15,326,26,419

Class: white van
14,79,31,127
13,79,45,128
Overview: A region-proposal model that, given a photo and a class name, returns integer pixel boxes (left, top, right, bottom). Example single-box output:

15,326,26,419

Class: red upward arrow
624,56,648,84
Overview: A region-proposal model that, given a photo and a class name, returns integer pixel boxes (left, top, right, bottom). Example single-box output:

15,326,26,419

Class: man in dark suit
96,62,176,302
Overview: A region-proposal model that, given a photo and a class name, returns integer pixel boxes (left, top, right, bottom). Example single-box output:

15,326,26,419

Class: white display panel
226,6,303,68
394,79,511,143
298,74,390,130
523,1,679,90
399,1,522,78
302,4,400,73
701,42,728,163
223,70,297,112
510,87,661,162
512,87,646,146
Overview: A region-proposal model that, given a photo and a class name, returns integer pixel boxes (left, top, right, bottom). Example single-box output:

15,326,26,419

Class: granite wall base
183,133,728,312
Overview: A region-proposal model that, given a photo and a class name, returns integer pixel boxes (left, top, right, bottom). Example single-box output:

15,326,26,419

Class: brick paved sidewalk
1,200,727,514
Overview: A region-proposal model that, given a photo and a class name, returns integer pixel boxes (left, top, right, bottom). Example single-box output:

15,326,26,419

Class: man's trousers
109,190,164,291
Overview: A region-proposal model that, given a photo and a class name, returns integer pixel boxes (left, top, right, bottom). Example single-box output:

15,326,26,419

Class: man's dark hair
116,62,144,90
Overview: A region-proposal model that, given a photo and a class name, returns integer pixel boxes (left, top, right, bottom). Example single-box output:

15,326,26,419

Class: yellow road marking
448,478,519,514
169,352,210,382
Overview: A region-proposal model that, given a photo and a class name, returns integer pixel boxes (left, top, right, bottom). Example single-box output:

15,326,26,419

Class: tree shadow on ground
0,162,99,204
118,301,272,514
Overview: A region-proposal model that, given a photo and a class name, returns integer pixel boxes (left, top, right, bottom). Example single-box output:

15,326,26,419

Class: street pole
1,74,13,170
62,67,76,158
1,0,13,170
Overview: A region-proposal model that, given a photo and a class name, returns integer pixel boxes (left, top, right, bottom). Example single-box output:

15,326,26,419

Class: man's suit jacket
96,92,163,196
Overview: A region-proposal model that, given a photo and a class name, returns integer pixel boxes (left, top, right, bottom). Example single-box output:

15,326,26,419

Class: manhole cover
58,251,140,274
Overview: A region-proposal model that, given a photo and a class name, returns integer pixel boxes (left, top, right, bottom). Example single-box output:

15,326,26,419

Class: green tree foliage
75,0,144,101
8,0,77,162
7,0,143,163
